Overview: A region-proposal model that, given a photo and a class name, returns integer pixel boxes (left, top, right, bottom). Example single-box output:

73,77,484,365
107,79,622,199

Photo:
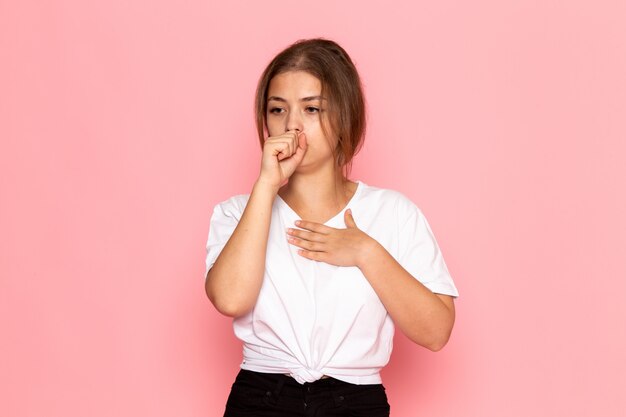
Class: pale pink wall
1,1,625,416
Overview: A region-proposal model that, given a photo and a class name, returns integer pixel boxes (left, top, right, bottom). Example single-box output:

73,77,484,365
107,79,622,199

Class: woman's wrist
252,178,281,196
356,236,386,270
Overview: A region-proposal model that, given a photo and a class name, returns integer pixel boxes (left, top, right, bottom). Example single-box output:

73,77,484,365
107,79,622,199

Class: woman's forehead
267,71,322,98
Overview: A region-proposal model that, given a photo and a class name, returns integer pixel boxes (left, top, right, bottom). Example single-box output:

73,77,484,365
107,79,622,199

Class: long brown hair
255,39,366,173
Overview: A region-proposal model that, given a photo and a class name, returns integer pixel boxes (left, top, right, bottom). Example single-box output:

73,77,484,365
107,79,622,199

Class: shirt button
339,395,344,401
307,386,312,393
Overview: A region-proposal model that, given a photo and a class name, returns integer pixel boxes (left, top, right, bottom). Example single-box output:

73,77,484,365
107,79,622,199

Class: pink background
1,1,625,416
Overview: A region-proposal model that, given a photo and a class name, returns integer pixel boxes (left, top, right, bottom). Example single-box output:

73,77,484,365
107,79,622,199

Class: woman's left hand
286,209,379,268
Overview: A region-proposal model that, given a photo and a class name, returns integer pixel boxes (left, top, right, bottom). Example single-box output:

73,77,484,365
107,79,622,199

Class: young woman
205,38,459,417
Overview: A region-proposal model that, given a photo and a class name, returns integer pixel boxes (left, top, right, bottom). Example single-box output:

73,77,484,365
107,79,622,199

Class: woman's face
266,71,337,171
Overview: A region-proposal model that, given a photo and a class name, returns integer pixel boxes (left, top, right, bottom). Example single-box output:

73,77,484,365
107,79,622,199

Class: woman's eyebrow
301,95,325,102
267,95,325,102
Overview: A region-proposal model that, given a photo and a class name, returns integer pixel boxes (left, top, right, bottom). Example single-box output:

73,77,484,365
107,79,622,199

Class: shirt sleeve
397,201,459,297
204,196,244,279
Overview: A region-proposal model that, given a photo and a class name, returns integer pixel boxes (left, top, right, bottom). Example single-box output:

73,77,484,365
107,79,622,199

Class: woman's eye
269,107,285,114
305,106,320,113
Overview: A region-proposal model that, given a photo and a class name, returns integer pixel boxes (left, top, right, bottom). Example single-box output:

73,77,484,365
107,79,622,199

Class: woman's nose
286,111,303,133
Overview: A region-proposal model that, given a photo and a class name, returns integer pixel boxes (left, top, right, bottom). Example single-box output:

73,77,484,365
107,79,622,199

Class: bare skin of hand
287,207,456,350
286,209,378,268
258,130,307,189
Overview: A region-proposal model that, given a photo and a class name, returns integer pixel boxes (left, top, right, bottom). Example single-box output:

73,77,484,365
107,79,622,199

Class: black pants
223,369,390,417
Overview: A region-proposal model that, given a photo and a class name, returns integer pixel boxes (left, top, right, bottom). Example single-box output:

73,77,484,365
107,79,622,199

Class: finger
297,249,327,263
267,139,293,160
283,134,295,158
278,145,295,161
296,132,307,155
287,129,302,153
295,220,333,234
344,208,358,229
267,132,295,148
286,227,325,242
285,130,299,156
270,131,302,160
297,131,307,150
287,236,324,251
273,142,291,160
286,132,308,167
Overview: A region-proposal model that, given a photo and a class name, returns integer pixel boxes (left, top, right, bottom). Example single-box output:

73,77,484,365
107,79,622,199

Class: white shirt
205,181,459,385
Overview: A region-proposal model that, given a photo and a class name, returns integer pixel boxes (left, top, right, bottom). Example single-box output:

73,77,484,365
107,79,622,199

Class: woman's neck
278,169,358,224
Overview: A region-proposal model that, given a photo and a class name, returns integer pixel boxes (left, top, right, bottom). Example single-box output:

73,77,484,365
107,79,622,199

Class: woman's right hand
208,131,306,317
258,130,307,189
